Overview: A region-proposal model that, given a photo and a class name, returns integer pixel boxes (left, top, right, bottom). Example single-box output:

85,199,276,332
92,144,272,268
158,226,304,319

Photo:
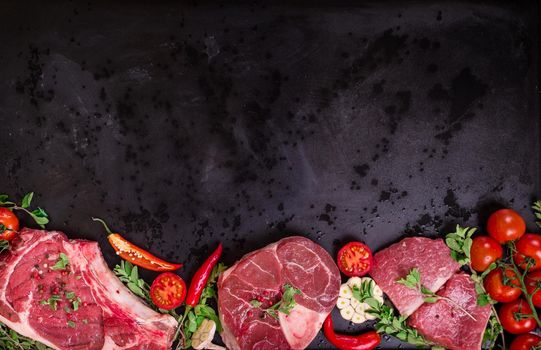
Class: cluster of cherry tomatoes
469,209,541,350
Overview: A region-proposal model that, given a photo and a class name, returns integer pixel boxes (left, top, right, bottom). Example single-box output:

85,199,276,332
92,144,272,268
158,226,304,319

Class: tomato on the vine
525,270,541,307
514,234,541,271
499,299,536,334
336,242,373,277
0,208,19,241
470,236,503,272
487,209,526,244
510,333,541,350
484,268,521,303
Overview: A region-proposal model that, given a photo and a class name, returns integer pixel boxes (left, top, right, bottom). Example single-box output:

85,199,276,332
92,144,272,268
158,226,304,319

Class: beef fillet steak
218,236,340,350
0,228,177,350
369,237,461,317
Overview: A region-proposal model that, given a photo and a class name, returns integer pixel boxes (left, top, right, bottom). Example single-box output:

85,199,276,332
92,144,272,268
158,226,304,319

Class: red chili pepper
185,243,223,306
92,218,182,272
323,314,381,350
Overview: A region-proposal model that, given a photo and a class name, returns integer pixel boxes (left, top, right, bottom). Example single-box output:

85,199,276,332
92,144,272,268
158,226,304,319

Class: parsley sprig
262,284,301,319
364,298,433,348
0,192,49,229
351,279,376,303
0,322,51,350
397,268,476,321
50,253,69,271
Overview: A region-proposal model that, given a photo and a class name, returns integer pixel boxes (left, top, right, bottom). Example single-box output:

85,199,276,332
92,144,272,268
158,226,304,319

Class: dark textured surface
0,1,539,348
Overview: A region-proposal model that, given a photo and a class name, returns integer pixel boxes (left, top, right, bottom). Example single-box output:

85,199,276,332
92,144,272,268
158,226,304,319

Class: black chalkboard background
0,1,539,348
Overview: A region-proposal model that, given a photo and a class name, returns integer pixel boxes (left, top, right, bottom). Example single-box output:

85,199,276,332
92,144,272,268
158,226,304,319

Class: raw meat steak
369,237,460,316
218,236,340,350
408,273,491,350
0,228,177,350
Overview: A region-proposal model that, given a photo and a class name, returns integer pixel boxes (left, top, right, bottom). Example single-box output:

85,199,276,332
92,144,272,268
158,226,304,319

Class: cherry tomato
525,270,541,307
514,234,541,271
0,208,19,241
150,272,186,310
510,333,541,350
337,242,373,277
484,268,521,303
487,209,526,244
499,299,536,335
470,236,503,272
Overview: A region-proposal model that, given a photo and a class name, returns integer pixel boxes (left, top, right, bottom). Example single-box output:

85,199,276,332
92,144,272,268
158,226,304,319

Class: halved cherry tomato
470,236,503,272
525,270,541,307
150,272,186,310
484,267,521,303
337,242,373,277
0,208,19,241
514,234,541,271
510,333,541,350
487,209,526,244
499,299,536,335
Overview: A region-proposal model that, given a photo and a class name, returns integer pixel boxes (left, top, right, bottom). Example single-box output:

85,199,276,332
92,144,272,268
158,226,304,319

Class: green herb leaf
65,291,75,300
445,225,477,266
250,300,262,308
67,321,76,328
30,208,49,228
533,200,541,228
0,240,9,254
21,192,33,209
51,253,69,270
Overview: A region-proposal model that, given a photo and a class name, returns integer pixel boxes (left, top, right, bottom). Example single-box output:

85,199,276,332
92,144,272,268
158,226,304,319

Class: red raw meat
369,237,460,316
0,228,177,350
217,236,340,350
408,272,491,350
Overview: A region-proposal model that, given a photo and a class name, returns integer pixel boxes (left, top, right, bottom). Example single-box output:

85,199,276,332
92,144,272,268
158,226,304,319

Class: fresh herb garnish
0,192,49,229
483,312,504,349
66,321,76,328
397,268,476,320
40,295,62,311
249,300,262,308
262,284,301,320
365,298,432,347
533,200,541,228
50,253,69,271
0,321,51,349
114,260,151,302
181,263,226,349
445,225,476,265
0,240,9,254
351,280,376,303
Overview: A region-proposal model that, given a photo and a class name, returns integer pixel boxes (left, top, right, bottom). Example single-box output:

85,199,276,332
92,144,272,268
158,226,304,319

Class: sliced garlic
339,284,352,298
336,297,350,310
347,277,363,289
340,305,355,320
350,296,360,309
337,277,384,324
351,312,366,324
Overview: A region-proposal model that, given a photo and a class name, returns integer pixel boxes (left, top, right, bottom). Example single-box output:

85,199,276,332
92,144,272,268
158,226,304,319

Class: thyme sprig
0,192,49,229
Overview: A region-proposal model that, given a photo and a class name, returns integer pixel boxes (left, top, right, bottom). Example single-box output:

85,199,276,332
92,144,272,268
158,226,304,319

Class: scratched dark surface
0,1,539,348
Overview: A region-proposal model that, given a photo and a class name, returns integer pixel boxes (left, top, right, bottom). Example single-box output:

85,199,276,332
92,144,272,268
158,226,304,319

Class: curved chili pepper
323,314,381,350
174,243,223,344
92,217,182,272
185,242,223,306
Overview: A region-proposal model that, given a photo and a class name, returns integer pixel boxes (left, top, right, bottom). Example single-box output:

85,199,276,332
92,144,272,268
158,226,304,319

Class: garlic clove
340,305,355,320
336,297,350,309
347,277,363,289
351,312,366,324
350,297,360,309
339,284,352,298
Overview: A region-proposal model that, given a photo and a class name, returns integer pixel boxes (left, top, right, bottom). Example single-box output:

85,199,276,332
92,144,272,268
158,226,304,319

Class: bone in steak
217,236,340,350
369,237,460,317
0,228,177,350
408,272,491,350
